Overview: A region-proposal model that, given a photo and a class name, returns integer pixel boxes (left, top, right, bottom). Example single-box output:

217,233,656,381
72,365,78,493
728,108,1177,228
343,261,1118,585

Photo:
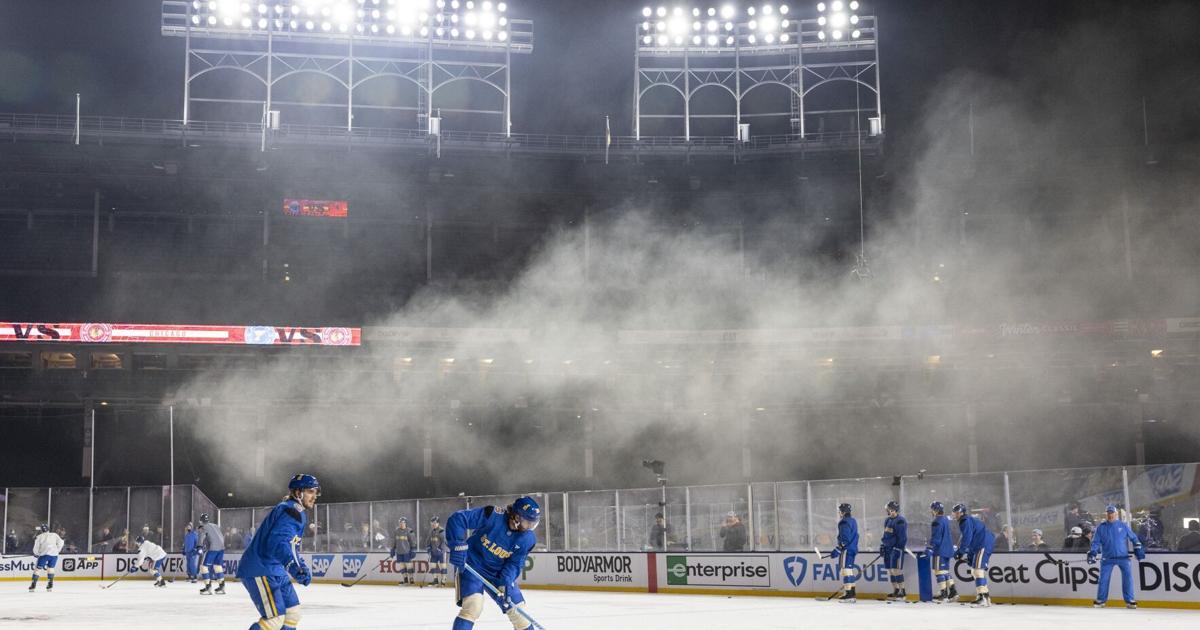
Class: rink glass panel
49,487,90,554
686,484,750,552
168,485,194,552
807,477,895,552
409,496,468,554
327,501,373,552
901,472,1006,550
775,481,811,550
565,490,617,551
615,487,686,552
1124,464,1198,551
369,499,417,553
91,487,130,552
6,487,48,554
1006,466,1124,552
218,508,254,550
751,482,778,551
127,486,167,547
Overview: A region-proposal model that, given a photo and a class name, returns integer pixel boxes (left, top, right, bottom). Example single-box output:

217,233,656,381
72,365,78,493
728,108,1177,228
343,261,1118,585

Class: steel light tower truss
162,0,533,136
634,2,880,141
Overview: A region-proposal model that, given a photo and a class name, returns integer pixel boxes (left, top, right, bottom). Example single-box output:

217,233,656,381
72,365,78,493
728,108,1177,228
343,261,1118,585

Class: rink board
3,551,1197,607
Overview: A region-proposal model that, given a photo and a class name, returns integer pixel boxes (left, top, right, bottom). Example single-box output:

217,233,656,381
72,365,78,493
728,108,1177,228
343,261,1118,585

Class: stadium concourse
1,583,1197,630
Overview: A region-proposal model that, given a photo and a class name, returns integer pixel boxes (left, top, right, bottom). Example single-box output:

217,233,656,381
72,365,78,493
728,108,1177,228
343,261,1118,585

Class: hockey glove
829,547,841,559
954,551,965,561
289,560,312,586
449,544,468,569
1086,552,1097,565
1134,547,1146,561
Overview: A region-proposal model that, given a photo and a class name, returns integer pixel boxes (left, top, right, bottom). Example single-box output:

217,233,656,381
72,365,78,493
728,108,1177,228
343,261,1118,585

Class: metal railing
218,463,1200,555
0,112,876,155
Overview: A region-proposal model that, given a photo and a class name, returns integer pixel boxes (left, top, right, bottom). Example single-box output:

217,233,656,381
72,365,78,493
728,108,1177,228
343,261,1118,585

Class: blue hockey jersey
928,515,954,557
1090,520,1142,560
882,515,907,550
237,499,306,579
836,516,859,554
955,514,995,557
446,506,536,587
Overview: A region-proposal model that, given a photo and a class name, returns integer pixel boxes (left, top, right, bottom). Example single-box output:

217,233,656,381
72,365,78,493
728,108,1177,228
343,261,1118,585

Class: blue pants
203,550,225,572
1096,557,1135,604
838,551,858,585
882,547,905,584
243,574,300,623
186,552,200,578
36,556,58,569
932,555,953,591
456,568,525,610
970,546,993,591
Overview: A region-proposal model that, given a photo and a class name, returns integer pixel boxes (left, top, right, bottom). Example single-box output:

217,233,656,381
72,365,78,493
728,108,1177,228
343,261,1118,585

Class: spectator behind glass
6,529,19,553
719,512,747,552
1137,508,1167,551
648,512,672,551
1026,528,1050,551
1177,521,1200,552
995,524,1014,551
1063,526,1083,551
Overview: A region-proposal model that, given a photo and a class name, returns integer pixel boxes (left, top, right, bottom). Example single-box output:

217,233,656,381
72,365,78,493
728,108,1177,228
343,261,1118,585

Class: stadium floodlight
656,6,667,16
643,6,652,17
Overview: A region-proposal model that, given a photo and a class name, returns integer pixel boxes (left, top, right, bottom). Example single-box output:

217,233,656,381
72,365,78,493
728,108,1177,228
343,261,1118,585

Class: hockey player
926,501,958,603
446,496,541,630
132,535,170,587
1088,504,1145,609
391,518,419,585
237,474,320,630
881,500,908,601
426,516,448,586
184,522,200,583
828,503,859,603
197,512,227,594
29,524,64,592
952,503,996,607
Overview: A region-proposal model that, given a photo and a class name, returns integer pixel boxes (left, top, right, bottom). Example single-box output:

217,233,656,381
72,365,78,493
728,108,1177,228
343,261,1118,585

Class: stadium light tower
162,0,533,136
633,3,880,142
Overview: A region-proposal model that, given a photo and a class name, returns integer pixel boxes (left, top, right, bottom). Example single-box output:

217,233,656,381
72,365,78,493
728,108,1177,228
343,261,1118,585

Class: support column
423,412,433,478
1121,193,1134,282
425,209,433,282
583,411,594,480
91,191,100,276
683,47,690,142
966,403,979,473
1133,402,1146,466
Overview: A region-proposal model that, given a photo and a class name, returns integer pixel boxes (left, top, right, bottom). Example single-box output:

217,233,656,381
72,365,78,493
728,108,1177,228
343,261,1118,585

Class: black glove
289,560,311,586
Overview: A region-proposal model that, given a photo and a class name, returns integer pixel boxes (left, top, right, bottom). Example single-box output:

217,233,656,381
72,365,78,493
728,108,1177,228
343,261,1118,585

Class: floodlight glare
707,34,718,45
450,26,459,35
668,15,687,35
466,28,475,37
692,34,700,44
764,32,774,42
724,21,732,30
673,35,683,44
657,34,668,45
498,30,507,40
748,20,756,30
763,5,773,15
849,0,859,9
720,5,734,18
780,32,788,42
258,3,268,14
780,4,788,14
747,6,755,16
817,29,825,39
242,16,252,26
656,20,666,31
656,6,666,17
464,11,476,24
707,7,716,16
747,33,756,43
706,19,716,31
760,15,776,31
692,7,700,16
818,16,826,25
851,29,860,38
832,29,842,39
643,34,652,44
817,2,826,12
643,7,652,17
672,6,683,17
831,12,846,26
850,14,858,23
643,21,650,30
781,19,788,27
692,20,701,31
725,35,733,44
497,1,506,11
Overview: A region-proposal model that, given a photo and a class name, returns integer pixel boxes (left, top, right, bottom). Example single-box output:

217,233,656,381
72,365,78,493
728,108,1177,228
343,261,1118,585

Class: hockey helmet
885,500,900,514
509,496,542,531
430,516,440,524
951,503,968,516
38,523,49,533
199,513,210,524
288,473,321,492
929,501,944,514
135,535,146,545
838,502,852,516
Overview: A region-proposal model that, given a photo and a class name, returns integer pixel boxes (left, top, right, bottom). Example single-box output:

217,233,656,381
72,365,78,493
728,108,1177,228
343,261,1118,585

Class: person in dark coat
1176,521,1200,552
648,513,673,551
719,512,748,551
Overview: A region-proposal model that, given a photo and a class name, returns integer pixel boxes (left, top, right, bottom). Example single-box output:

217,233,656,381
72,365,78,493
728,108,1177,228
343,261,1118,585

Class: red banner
0,323,360,346
283,198,348,218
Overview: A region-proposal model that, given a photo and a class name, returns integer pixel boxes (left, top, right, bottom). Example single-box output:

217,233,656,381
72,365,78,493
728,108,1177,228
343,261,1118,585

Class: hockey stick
463,563,548,630
821,552,883,600
1043,552,1079,566
340,559,386,587
101,571,135,589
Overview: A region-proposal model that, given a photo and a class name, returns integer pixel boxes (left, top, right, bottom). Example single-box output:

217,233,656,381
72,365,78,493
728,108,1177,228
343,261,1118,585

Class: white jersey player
29,524,64,591
133,536,170,587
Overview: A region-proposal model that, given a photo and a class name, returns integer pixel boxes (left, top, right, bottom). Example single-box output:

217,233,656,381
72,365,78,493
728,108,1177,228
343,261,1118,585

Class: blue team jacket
1090,520,1142,560
237,499,306,579
955,514,996,557
928,516,954,557
882,515,907,551
183,530,199,556
446,506,536,587
837,517,859,555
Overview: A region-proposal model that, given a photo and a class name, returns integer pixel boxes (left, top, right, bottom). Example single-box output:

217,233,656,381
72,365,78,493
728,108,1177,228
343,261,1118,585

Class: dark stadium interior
2,0,1200,508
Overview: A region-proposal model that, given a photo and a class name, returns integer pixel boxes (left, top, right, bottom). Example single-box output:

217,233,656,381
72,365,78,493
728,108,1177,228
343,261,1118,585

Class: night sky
1,0,1198,152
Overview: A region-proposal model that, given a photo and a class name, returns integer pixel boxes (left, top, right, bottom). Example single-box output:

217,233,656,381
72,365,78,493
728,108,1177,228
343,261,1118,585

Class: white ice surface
2,581,1197,629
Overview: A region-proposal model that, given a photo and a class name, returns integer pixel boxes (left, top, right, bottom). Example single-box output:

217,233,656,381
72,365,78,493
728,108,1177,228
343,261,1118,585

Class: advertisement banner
283,199,348,218
663,554,772,588
0,554,103,580
519,552,645,589
0,323,361,346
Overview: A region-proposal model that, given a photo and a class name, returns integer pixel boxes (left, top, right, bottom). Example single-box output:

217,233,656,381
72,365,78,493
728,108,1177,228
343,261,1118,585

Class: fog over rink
3,583,1196,630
